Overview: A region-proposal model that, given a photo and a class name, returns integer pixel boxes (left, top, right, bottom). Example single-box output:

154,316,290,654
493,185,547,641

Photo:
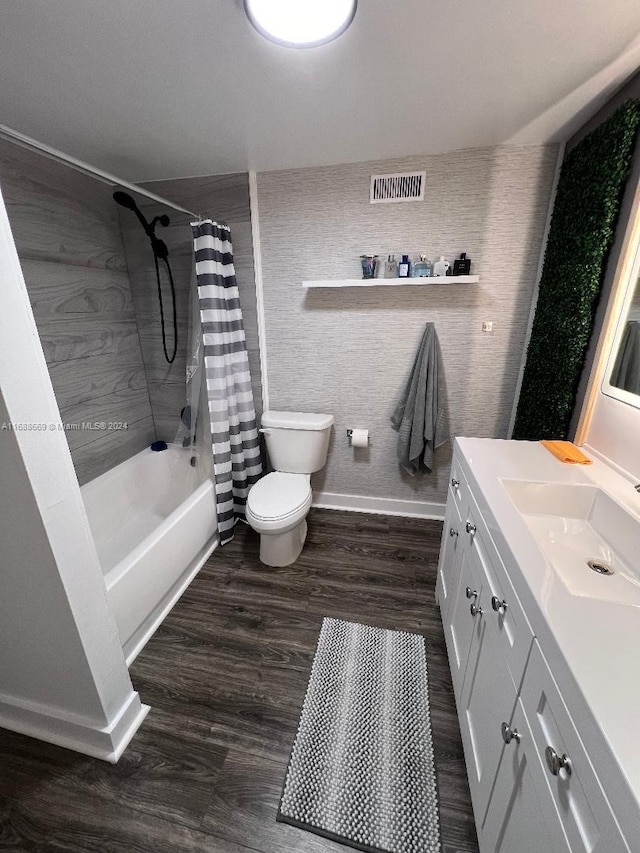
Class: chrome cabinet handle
451,478,459,488
545,746,571,777
465,587,477,600
449,527,458,538
465,521,476,535
470,601,483,617
501,722,520,745
491,596,508,613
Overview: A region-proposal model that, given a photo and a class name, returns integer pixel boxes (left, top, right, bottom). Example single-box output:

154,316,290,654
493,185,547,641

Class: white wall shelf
303,275,479,289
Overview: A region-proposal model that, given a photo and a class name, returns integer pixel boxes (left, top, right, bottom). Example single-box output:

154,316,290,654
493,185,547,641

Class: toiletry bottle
384,255,398,278
432,256,450,277
398,255,411,277
452,252,471,275
360,255,378,279
413,255,431,277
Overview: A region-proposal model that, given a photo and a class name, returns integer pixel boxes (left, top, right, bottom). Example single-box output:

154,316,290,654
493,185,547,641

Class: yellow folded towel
540,440,592,465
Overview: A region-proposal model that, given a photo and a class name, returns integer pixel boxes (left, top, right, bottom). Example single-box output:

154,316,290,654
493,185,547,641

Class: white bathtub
82,445,218,664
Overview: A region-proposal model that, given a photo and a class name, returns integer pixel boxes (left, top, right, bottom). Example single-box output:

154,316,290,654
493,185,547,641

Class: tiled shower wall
120,173,262,440
0,138,154,484
0,137,261,484
257,145,560,507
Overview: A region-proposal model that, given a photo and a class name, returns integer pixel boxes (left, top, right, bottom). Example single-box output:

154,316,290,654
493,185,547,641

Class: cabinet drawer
465,495,534,691
520,643,630,853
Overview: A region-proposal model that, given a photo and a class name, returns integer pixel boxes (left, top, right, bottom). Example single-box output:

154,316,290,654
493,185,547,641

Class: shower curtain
192,220,262,545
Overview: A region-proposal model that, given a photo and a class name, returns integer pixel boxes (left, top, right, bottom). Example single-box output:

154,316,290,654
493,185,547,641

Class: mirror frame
576,171,640,441
602,237,640,407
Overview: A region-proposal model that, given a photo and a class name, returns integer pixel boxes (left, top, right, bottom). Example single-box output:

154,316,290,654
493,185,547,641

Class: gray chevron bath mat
278,618,441,853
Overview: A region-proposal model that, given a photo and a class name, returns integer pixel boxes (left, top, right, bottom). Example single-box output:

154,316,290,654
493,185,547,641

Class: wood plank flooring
0,509,479,853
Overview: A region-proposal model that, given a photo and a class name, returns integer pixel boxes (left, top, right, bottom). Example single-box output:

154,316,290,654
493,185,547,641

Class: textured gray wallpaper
257,146,559,506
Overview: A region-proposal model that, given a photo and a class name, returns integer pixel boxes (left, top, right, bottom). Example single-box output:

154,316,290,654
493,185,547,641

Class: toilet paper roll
350,429,369,448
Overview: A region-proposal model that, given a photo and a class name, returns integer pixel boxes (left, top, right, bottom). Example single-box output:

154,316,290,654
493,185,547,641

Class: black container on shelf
452,253,471,275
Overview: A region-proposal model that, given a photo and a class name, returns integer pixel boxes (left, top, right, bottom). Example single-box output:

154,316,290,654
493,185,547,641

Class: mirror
609,274,640,395
603,236,640,407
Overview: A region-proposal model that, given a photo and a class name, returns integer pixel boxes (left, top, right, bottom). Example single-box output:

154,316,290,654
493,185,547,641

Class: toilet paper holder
347,428,369,447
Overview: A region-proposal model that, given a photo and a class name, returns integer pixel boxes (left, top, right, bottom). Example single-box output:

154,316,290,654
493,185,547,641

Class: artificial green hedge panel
513,99,640,440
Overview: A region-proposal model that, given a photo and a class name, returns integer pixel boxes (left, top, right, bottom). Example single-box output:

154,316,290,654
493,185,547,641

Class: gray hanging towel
391,323,448,474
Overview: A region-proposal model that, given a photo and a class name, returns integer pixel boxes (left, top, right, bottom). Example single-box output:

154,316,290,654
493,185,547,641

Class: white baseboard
312,491,445,521
0,689,149,763
124,534,219,666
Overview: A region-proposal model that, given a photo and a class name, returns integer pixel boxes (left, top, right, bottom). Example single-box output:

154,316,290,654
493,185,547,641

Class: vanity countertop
456,437,640,817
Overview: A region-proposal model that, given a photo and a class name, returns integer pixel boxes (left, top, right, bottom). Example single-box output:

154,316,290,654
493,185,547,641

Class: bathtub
82,445,218,665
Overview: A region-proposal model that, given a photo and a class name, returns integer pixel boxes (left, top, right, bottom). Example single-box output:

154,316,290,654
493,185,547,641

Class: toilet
246,410,334,567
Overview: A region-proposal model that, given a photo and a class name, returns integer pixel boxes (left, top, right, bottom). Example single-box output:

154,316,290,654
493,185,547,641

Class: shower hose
153,252,178,364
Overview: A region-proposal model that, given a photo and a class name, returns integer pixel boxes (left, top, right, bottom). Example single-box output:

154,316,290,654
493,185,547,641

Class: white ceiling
0,0,639,181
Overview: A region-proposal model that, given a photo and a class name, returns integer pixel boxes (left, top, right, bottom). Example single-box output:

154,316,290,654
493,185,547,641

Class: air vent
370,171,426,204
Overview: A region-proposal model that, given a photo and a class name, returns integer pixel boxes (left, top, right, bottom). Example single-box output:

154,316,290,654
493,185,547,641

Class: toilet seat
246,472,311,523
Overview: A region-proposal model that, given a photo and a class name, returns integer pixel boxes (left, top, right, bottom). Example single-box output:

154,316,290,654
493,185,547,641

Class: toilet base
259,518,308,567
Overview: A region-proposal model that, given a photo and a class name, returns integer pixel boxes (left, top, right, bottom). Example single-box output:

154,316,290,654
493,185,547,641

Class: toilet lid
248,472,311,521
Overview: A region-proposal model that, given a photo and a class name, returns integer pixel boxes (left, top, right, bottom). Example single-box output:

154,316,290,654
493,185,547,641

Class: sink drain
587,559,613,576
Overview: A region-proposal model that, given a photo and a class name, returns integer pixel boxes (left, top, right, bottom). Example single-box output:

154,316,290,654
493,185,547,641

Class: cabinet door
443,532,483,703
459,578,518,824
456,505,532,824
521,644,631,853
449,454,469,519
466,493,534,690
435,495,463,621
480,699,571,853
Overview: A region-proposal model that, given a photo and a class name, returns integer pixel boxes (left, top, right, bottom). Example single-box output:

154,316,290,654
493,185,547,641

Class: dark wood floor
0,509,479,853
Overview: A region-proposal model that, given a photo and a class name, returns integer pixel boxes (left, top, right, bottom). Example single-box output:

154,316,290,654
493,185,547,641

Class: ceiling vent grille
370,171,426,204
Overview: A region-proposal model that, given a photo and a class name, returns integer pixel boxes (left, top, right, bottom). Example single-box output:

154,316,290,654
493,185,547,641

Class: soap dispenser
398,255,411,277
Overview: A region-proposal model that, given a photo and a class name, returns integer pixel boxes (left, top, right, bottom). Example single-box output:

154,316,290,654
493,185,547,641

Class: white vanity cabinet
480,697,572,853
436,445,632,853
434,485,464,621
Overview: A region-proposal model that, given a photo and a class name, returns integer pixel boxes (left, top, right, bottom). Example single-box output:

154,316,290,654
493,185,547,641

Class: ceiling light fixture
244,0,357,48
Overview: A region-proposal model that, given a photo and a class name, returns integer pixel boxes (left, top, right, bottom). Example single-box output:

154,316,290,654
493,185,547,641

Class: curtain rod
0,124,202,221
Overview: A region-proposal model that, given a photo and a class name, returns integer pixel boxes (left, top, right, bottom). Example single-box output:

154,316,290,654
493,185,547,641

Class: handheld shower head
113,188,156,237
113,187,177,363
113,190,138,210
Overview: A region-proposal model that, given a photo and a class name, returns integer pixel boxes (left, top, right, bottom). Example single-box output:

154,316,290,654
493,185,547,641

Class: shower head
113,190,138,210
113,190,171,234
113,188,177,364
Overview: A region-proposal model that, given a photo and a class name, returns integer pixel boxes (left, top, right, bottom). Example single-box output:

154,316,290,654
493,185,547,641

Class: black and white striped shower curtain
192,220,262,545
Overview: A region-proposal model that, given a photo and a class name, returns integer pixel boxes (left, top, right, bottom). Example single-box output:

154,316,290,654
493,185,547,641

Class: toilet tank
261,411,334,474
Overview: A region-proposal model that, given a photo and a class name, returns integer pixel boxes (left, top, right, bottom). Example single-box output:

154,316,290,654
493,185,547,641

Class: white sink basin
500,480,640,605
